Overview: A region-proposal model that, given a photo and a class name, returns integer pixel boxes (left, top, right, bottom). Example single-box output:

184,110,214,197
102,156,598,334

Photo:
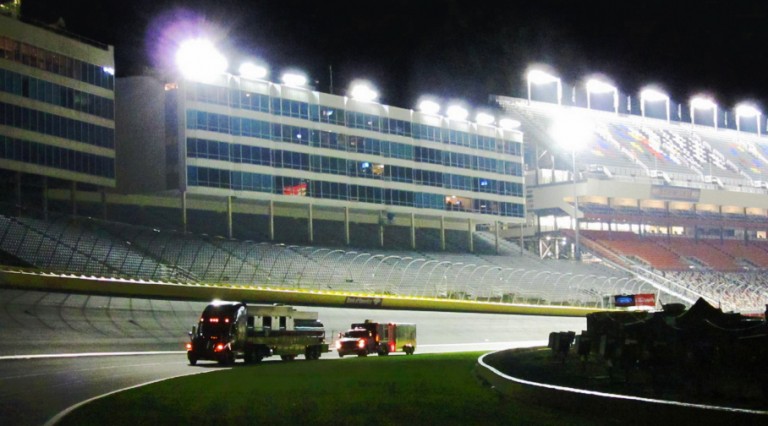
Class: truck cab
336,328,378,357
187,301,247,365
335,320,416,357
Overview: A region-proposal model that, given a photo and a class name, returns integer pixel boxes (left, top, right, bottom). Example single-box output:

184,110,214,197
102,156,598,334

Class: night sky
20,0,768,112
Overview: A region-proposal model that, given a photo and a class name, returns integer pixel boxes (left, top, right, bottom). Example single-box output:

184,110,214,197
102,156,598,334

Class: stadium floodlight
446,105,469,121
550,112,593,262
176,38,228,82
640,87,670,121
586,78,618,113
735,103,762,135
349,81,379,102
526,69,562,105
281,71,308,87
239,62,269,80
475,112,495,126
690,96,718,129
418,99,441,115
498,118,521,130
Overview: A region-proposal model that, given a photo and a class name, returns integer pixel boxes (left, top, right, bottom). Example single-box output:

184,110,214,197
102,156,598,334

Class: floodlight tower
735,103,762,136
640,88,670,122
550,113,592,261
281,71,308,87
527,69,562,105
586,79,618,113
350,81,379,102
690,96,718,129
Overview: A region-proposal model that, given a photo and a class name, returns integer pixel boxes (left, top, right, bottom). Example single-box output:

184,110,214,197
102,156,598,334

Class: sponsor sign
634,293,656,307
614,293,656,308
614,294,635,307
344,296,383,307
650,185,701,202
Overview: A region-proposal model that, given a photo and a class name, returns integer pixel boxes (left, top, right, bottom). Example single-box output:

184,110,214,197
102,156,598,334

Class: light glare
176,39,228,82
419,100,441,115
640,88,669,102
736,104,760,118
350,82,379,102
239,62,268,80
282,72,307,87
691,96,717,110
551,113,592,151
446,105,469,121
586,79,615,94
499,118,521,129
476,112,495,125
527,69,559,85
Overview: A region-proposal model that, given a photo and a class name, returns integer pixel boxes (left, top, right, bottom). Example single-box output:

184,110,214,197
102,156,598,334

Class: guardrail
0,267,604,317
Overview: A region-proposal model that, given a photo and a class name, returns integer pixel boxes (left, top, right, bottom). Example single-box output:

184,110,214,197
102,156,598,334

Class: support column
378,211,385,248
495,221,500,255
520,222,524,255
100,189,107,220
344,206,350,246
410,213,416,250
14,172,21,216
70,181,77,216
440,216,446,251
268,200,275,241
719,206,724,243
181,191,188,233
226,196,233,239
308,203,314,244
42,176,48,222
467,218,474,253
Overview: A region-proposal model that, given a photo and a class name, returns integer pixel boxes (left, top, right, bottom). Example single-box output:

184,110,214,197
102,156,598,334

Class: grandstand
1,6,766,316
495,95,768,313
0,210,649,309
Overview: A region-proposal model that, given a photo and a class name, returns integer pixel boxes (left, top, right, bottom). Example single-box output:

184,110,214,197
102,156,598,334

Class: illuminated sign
283,183,307,196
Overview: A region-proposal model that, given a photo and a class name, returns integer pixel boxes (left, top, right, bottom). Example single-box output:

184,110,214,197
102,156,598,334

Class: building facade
0,9,115,215
117,73,525,249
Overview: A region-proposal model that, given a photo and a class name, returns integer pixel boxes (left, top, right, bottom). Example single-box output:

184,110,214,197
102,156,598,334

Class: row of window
186,111,522,176
0,102,114,148
187,166,524,217
0,68,114,119
0,135,115,178
185,82,522,155
187,138,523,196
0,36,114,90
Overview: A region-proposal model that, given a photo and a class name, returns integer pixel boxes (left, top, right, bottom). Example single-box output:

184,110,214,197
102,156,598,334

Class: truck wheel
357,352,367,357
305,347,319,360
187,353,197,366
378,348,389,356
219,350,235,365
280,355,295,361
338,352,344,358
244,349,260,364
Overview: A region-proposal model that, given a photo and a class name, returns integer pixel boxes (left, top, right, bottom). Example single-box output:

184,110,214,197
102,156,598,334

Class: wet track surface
0,289,586,425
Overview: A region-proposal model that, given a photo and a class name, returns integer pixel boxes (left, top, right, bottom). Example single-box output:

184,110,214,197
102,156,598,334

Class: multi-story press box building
116,71,525,250
0,4,115,215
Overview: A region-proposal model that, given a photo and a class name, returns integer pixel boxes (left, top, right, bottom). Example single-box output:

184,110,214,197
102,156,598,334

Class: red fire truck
335,320,416,357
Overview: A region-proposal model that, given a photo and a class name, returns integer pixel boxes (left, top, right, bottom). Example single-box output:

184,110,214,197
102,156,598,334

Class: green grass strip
59,352,594,426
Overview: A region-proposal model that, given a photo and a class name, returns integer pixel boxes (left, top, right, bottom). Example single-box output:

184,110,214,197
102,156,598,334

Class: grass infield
59,352,595,426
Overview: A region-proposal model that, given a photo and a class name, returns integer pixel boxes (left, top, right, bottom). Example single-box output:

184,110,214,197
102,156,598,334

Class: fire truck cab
336,320,416,357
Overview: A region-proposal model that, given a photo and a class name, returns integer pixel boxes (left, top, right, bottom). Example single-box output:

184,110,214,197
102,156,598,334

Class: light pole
586,78,618,113
735,103,761,136
690,96,718,129
550,112,591,261
527,69,562,105
640,88,670,122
